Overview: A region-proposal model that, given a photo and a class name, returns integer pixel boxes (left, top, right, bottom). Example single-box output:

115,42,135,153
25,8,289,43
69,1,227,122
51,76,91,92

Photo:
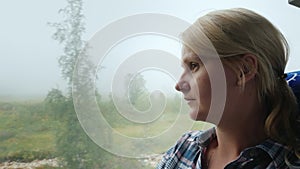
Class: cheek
224,66,238,87
189,70,211,121
197,72,211,103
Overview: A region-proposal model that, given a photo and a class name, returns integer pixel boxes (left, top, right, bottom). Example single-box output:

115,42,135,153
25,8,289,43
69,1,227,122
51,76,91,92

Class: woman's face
175,49,212,120
175,48,238,122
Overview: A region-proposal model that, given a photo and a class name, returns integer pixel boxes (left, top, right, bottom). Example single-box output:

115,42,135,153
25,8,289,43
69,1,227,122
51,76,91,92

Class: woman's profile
157,8,300,169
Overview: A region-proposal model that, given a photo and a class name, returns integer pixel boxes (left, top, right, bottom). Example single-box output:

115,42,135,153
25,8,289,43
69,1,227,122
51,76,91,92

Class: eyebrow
181,53,202,66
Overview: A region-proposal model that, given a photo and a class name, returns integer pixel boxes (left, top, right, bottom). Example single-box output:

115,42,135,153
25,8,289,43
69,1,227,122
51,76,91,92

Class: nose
175,80,190,93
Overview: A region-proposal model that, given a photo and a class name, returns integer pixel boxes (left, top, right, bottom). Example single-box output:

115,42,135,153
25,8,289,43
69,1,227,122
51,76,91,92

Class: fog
1,0,300,101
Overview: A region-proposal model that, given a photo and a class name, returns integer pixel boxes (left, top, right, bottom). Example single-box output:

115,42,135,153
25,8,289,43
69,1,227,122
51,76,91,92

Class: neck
216,84,267,156
205,76,269,168
205,123,268,169
214,124,267,157
212,95,268,161
206,118,267,169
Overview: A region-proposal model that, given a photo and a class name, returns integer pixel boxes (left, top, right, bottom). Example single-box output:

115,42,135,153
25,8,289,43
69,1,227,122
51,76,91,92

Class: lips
184,98,196,104
184,98,196,101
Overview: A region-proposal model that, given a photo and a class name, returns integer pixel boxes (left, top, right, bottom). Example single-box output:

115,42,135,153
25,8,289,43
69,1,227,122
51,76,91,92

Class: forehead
181,47,201,63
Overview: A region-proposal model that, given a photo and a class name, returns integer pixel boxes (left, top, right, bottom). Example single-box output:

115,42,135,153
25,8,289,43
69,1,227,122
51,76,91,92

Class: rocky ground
139,154,164,168
0,154,163,169
0,158,59,169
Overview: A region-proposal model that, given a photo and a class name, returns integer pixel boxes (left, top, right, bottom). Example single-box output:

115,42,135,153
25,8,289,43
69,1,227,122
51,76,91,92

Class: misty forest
0,0,209,168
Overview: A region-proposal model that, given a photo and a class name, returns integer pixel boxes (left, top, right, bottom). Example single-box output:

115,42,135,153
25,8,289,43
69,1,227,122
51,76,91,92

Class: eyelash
189,62,199,72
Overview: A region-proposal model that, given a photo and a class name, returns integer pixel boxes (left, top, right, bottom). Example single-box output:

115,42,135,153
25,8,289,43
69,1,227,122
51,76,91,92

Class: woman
157,8,300,169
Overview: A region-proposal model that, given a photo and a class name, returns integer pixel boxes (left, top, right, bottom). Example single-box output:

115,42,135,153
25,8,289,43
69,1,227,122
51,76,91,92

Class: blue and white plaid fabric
156,128,296,169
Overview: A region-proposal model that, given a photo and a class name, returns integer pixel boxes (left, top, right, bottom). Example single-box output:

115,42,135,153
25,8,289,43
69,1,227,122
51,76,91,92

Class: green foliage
55,101,97,168
36,166,62,169
48,0,145,167
0,101,57,163
44,89,68,120
0,102,15,111
46,0,204,168
0,150,55,163
49,0,85,88
0,130,16,142
99,94,134,128
49,0,104,167
45,89,66,104
0,99,153,168
126,73,149,109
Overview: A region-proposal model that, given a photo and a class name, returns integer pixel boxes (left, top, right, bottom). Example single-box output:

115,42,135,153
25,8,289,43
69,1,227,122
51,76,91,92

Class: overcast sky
1,0,300,100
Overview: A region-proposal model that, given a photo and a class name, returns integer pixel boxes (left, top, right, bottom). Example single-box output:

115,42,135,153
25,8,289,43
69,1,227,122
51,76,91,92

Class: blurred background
0,0,299,168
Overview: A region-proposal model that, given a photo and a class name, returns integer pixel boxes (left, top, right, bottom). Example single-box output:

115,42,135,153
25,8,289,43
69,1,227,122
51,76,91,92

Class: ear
237,54,258,85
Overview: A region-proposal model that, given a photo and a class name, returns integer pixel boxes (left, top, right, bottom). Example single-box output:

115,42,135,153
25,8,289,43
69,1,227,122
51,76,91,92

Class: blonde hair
182,8,300,161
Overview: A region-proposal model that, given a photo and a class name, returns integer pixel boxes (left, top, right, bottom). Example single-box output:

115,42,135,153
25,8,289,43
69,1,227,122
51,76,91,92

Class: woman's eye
189,62,199,72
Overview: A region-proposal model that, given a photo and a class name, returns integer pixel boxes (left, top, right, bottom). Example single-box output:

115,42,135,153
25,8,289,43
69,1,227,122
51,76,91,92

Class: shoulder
254,139,299,168
156,128,215,169
175,127,216,146
164,130,203,158
156,131,202,169
177,130,203,144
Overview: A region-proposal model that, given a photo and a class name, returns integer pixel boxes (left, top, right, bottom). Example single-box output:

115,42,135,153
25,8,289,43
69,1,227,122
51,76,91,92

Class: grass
114,114,212,138
0,100,214,168
0,102,57,162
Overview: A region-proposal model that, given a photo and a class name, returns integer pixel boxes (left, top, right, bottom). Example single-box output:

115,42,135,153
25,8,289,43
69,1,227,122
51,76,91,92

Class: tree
49,0,85,91
44,88,67,119
49,0,104,168
49,1,150,168
125,73,150,111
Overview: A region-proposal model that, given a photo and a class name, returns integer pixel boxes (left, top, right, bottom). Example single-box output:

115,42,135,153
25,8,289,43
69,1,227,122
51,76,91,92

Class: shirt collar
187,127,216,146
191,127,291,168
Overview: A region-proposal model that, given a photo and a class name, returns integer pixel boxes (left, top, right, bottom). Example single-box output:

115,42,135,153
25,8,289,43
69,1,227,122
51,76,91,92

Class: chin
189,110,208,121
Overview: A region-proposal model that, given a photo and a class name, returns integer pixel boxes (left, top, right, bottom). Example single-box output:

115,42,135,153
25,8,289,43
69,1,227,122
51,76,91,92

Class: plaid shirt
156,127,298,169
